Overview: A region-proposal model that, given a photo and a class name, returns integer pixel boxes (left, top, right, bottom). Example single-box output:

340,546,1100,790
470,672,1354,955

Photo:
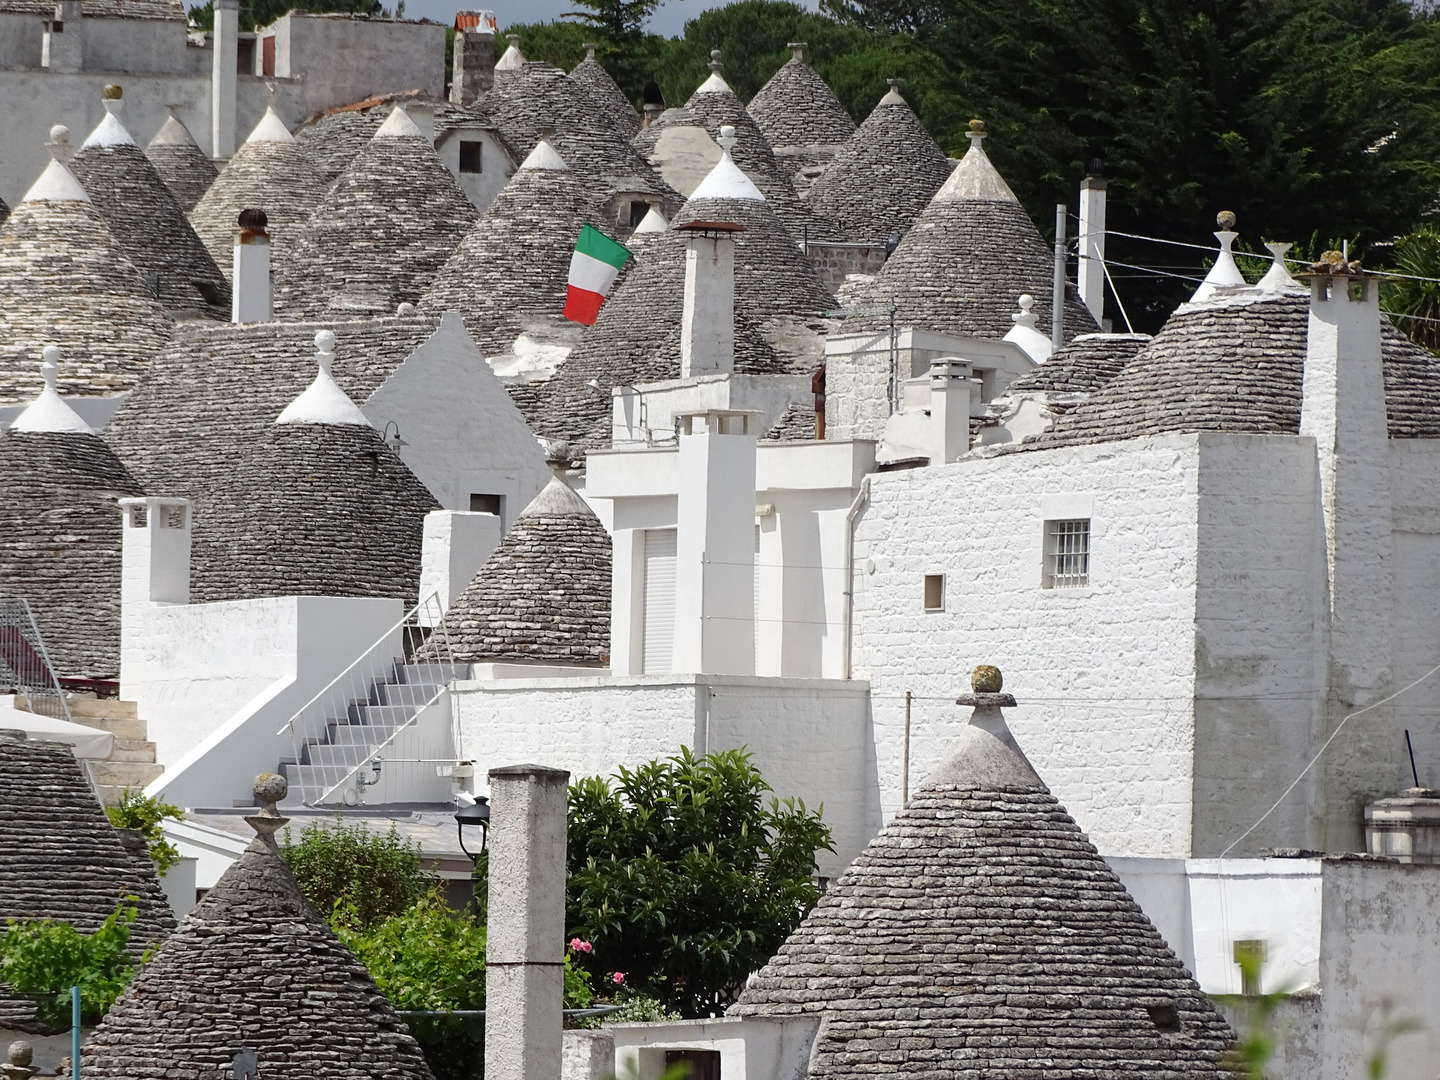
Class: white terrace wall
451,674,878,879
850,433,1204,856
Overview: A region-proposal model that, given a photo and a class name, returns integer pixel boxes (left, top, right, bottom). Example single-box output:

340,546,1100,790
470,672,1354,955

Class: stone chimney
212,0,240,157
120,497,192,608
928,358,971,464
679,222,738,379
1366,789,1440,862
232,208,271,324
485,764,570,1080
450,12,496,105
1299,264,1392,704
1077,158,1106,324
41,0,84,73
674,408,758,675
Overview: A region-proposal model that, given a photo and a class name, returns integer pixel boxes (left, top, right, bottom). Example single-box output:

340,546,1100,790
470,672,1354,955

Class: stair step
68,716,147,740
302,743,380,768
66,697,138,720
108,739,157,762
374,682,441,707
346,704,419,726
327,723,400,745
395,663,468,685
88,761,164,788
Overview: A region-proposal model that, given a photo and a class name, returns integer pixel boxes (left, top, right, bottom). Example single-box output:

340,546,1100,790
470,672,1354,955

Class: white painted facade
434,124,515,213
610,373,809,447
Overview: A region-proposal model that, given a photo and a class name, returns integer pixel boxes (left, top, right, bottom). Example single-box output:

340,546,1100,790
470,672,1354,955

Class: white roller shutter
642,529,677,674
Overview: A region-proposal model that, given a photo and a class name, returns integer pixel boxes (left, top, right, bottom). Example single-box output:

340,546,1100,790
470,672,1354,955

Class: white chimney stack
232,208,272,323
928,358,972,464
418,509,503,622
1077,159,1106,325
673,408,757,675
120,497,192,607
485,764,570,1080
1299,267,1393,699
211,0,239,157
679,223,737,379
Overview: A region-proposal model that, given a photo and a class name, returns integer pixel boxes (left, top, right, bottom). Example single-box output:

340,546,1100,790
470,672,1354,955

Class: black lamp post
455,797,490,861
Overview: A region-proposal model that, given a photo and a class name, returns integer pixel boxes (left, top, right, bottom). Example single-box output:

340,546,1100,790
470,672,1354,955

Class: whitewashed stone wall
452,674,877,878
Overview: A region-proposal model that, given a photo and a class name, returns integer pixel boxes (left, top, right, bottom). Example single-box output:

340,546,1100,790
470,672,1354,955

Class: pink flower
612,972,625,984
568,938,594,954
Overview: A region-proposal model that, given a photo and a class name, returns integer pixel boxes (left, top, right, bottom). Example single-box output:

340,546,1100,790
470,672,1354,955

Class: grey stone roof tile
512,193,834,449
804,87,954,244
0,431,143,679
69,138,230,319
570,55,642,140
420,475,610,664
144,115,217,212
763,400,818,441
294,96,511,182
1004,333,1151,397
0,195,173,404
274,123,478,319
189,134,328,286
730,698,1236,1079
1028,291,1440,449
82,817,434,1080
747,54,855,153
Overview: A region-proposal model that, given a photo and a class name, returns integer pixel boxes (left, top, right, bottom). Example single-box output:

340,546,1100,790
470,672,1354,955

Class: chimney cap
676,219,745,233
237,207,268,232
1085,156,1104,177
788,41,805,59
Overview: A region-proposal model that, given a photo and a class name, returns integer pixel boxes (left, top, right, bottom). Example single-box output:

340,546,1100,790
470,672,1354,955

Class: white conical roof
519,139,568,171
633,204,667,234
935,132,1018,203
689,144,764,202
81,106,137,150
1001,294,1052,363
696,72,731,94
147,114,201,148
374,105,424,139
1190,227,1248,303
245,107,295,144
275,332,374,426
495,39,525,71
8,349,93,434
1257,241,1303,293
21,158,91,203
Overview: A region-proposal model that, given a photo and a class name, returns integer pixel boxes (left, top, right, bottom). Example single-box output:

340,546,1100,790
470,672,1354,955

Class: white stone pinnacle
20,158,90,204
519,139,568,171
275,331,374,426
82,104,137,150
244,106,295,144
375,104,424,139
9,347,93,434
689,136,764,202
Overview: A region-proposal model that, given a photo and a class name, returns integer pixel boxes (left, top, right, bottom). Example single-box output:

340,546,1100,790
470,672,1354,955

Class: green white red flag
564,224,631,325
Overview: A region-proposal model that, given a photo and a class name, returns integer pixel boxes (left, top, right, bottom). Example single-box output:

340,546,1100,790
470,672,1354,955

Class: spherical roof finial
314,329,337,354
102,84,123,100
1216,210,1237,230
971,665,1003,693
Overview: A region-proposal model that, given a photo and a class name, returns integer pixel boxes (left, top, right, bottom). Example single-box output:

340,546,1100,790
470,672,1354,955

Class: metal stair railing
0,597,73,723
277,593,459,806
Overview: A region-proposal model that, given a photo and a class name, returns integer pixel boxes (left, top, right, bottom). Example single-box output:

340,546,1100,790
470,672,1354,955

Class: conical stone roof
144,113,217,211
0,730,174,988
294,96,513,183
747,48,855,194
0,158,172,403
420,141,610,354
730,678,1236,1078
476,62,679,219
419,475,611,665
1003,332,1152,398
570,48,642,140
83,779,434,1080
189,107,329,285
1029,289,1440,449
70,106,229,319
275,107,478,319
846,128,1096,342
0,425,143,680
0,193,11,226
634,69,835,239
805,84,955,244
515,163,835,449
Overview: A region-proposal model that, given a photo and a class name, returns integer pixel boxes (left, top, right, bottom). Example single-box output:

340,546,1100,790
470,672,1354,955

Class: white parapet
419,509,503,620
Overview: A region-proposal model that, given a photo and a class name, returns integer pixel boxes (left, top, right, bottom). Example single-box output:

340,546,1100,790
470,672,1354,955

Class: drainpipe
1051,203,1067,353
842,474,871,680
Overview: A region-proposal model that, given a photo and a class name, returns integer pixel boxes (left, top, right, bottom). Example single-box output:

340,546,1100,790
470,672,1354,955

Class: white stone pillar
418,510,503,621
928,358,972,464
674,410,756,675
680,232,735,379
1077,171,1106,325
232,210,272,324
1300,273,1392,702
211,0,239,159
485,764,570,1080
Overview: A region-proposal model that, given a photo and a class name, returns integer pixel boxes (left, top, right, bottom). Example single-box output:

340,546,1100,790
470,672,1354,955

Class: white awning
0,706,114,759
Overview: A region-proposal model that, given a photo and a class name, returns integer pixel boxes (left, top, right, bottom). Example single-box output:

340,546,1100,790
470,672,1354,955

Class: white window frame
1042,519,1090,589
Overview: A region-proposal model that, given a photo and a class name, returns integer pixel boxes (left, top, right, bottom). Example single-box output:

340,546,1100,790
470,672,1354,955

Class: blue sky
405,0,818,39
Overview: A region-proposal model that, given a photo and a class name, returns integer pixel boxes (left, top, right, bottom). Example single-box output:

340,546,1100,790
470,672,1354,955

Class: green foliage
501,18,594,73
1382,227,1440,352
0,903,139,1028
566,747,833,1017
105,788,184,875
187,0,381,33
281,819,426,932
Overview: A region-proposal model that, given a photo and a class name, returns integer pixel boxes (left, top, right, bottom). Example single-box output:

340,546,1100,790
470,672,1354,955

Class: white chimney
418,509,503,622
928,358,972,464
232,208,272,323
485,764,570,1080
1077,160,1106,325
42,0,84,72
211,0,239,158
673,408,757,675
404,101,435,145
120,497,192,607
1299,269,1392,699
679,224,737,379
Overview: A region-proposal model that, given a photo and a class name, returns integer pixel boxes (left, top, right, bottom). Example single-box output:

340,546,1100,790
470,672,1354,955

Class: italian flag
563,224,631,326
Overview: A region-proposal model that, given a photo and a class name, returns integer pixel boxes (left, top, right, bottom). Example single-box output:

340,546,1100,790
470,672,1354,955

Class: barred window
1043,519,1090,589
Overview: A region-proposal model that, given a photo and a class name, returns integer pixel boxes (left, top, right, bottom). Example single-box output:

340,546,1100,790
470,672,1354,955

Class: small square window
629,200,652,226
162,505,185,529
1233,939,1266,996
923,573,945,612
1043,519,1090,589
459,140,482,173
127,505,147,528
469,493,501,515
1146,1002,1181,1032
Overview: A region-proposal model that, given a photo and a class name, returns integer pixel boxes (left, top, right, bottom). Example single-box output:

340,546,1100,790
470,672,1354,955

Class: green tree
0,903,140,1028
105,789,185,875
1383,226,1440,352
187,0,381,33
565,747,833,1017
281,819,427,931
